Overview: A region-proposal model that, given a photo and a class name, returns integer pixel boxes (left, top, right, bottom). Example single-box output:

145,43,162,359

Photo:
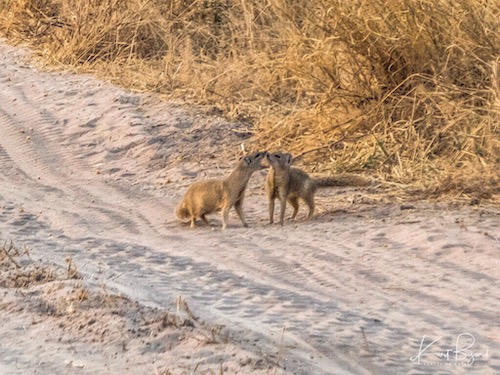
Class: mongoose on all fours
176,151,267,229
266,152,372,225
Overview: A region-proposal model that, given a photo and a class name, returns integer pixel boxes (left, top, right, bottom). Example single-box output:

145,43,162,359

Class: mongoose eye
275,154,281,159
256,153,261,157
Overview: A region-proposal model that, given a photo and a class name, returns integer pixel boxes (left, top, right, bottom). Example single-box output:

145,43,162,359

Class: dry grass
1,0,498,199
1,240,81,288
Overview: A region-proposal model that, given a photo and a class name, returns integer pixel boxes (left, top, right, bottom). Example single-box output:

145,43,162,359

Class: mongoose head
267,152,293,171
238,151,268,172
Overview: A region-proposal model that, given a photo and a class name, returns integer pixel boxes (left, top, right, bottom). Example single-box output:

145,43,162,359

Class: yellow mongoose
176,151,267,229
266,152,371,225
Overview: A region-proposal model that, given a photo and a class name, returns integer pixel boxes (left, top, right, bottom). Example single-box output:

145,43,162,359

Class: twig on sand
274,326,286,374
360,327,376,373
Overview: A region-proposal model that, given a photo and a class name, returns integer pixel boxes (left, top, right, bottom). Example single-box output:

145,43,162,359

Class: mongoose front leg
268,196,275,224
278,194,287,226
190,217,196,228
221,206,230,230
234,199,249,227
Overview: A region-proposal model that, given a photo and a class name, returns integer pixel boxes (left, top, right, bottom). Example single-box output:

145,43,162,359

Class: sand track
1,41,499,374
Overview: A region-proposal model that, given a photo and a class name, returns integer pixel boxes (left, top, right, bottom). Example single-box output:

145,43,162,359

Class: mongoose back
266,152,371,225
176,151,267,229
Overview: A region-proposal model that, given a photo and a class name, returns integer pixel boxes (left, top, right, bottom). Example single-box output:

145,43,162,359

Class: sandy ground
0,39,499,374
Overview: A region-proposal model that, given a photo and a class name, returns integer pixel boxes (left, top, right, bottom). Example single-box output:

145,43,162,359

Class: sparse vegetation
1,239,280,373
1,0,498,199
1,240,61,287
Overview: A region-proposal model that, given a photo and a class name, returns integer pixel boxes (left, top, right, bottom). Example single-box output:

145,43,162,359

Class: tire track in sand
0,66,169,240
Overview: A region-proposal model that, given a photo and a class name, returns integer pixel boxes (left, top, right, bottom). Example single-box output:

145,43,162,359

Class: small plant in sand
1,240,60,287
1,240,21,268
65,256,81,279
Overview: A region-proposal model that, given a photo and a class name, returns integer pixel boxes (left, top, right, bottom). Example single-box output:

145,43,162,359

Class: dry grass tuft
1,0,498,199
1,240,82,288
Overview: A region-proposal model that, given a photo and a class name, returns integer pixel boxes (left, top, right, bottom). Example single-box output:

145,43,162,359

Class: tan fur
176,151,267,229
266,152,372,225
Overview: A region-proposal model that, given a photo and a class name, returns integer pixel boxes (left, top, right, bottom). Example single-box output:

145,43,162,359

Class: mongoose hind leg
200,214,210,226
288,197,299,219
304,195,315,220
190,216,197,228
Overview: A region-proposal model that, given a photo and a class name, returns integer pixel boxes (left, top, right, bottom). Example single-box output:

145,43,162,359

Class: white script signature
410,333,488,366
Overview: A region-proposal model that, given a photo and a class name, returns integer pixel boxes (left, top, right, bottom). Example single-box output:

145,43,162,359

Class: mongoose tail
175,203,189,220
312,175,373,188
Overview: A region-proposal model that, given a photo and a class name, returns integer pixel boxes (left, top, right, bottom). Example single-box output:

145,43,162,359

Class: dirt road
1,40,498,374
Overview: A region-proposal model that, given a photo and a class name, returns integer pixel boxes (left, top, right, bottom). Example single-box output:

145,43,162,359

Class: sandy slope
0,40,499,374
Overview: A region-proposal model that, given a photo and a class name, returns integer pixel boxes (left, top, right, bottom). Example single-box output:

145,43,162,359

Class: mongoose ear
285,153,293,166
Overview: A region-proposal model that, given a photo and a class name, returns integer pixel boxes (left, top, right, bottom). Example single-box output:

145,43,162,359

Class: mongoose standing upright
266,152,371,225
176,151,267,229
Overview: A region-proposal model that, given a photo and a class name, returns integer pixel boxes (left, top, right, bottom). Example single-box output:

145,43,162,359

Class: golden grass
1,0,498,200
